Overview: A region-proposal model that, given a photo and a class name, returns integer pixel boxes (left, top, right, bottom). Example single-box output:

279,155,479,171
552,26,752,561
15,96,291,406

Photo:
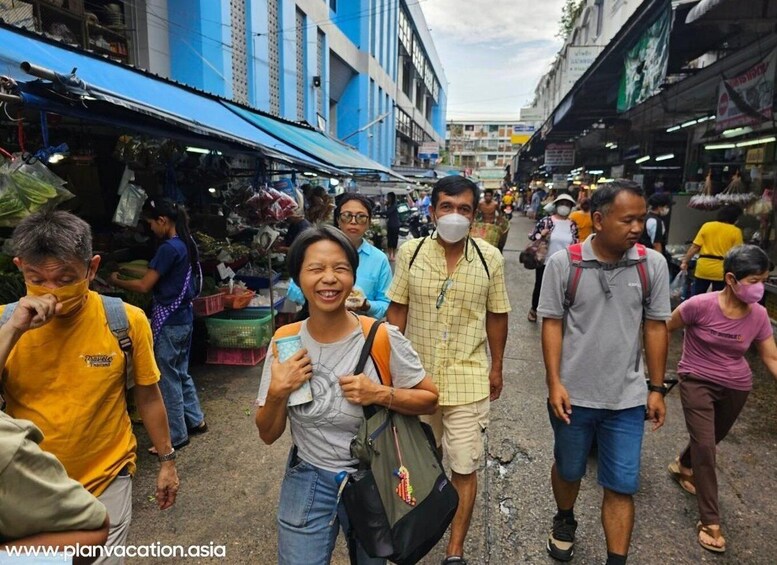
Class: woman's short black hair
432,176,480,208
648,193,672,208
334,193,373,224
717,204,743,224
286,225,359,286
724,244,770,280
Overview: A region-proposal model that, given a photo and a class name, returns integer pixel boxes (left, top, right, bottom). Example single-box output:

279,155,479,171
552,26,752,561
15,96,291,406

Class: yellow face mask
25,279,90,317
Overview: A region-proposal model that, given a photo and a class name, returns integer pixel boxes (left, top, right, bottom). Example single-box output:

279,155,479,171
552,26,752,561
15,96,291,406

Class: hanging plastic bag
670,271,687,308
113,183,147,227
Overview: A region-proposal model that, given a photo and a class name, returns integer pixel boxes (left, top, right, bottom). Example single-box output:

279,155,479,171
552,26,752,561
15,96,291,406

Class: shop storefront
0,22,397,365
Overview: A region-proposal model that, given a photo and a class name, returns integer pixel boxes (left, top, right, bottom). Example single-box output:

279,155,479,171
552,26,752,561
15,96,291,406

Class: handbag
519,238,549,270
342,320,459,565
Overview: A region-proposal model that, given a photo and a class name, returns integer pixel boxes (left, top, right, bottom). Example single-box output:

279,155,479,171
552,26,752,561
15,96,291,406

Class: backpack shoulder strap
634,244,651,309
408,237,427,271
100,295,132,352
99,295,134,389
0,302,18,326
358,316,392,387
469,238,490,280
563,243,587,311
273,321,303,340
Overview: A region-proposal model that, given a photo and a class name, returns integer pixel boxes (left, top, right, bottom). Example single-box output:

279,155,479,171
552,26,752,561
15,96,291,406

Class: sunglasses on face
339,212,370,225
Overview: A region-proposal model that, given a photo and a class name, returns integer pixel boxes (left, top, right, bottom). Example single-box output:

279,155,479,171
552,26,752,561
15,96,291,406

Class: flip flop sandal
668,459,696,495
442,557,468,565
697,522,726,553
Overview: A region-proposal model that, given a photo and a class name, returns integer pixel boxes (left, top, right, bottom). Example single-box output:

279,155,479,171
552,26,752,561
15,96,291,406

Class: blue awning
223,102,399,177
0,24,343,175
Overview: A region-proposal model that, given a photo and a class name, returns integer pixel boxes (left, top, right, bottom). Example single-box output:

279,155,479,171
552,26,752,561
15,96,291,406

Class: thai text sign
716,48,777,131
544,144,575,167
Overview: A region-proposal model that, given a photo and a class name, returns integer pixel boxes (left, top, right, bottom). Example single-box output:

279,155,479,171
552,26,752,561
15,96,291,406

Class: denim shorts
548,402,645,495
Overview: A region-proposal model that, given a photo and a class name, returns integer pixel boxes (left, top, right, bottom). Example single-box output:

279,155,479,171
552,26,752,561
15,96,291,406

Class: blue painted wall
167,0,230,98
278,0,296,120
246,1,269,110
334,0,369,49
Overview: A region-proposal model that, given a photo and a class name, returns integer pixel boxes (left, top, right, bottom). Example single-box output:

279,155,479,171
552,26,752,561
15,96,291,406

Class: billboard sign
544,144,575,167
715,48,776,131
564,46,603,92
511,123,536,145
418,142,439,160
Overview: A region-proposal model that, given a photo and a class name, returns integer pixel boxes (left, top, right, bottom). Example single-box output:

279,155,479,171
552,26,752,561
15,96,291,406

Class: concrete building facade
524,0,644,125
124,0,446,169
446,120,535,170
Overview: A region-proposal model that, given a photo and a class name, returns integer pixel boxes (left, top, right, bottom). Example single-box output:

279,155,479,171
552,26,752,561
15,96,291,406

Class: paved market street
128,214,777,564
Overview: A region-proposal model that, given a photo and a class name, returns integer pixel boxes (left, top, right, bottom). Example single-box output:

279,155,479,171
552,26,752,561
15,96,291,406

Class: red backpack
563,243,651,312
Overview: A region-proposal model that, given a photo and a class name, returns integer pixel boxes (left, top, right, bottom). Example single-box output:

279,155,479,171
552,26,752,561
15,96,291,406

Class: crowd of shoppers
4,174,777,565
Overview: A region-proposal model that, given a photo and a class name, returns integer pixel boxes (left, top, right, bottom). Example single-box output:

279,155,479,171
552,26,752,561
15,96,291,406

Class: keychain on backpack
392,424,416,506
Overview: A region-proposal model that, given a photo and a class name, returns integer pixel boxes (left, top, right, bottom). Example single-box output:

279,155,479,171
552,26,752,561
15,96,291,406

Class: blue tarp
224,102,398,177
0,24,342,174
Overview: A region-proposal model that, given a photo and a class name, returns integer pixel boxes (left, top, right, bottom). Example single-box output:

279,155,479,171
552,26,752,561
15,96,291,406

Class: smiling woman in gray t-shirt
254,225,438,565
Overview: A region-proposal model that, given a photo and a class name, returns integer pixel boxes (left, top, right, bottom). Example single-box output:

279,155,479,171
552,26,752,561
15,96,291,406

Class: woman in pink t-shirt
667,245,777,554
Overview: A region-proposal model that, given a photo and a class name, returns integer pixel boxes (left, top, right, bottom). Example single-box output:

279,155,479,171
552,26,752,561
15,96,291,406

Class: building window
595,0,604,37
317,30,325,116
464,124,474,131
402,57,413,97
329,0,336,12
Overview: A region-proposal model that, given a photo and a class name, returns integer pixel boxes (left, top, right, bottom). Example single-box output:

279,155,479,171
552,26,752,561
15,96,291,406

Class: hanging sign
544,144,575,167
716,48,777,131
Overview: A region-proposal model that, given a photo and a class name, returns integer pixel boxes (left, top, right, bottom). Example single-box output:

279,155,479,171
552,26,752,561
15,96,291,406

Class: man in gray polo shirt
538,180,671,565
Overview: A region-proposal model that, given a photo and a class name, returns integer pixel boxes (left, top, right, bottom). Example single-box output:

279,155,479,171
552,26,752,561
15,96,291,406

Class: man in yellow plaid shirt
388,176,511,565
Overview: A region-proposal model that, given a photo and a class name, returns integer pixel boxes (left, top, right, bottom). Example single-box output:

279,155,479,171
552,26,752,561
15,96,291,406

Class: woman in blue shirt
287,193,392,319
110,198,206,452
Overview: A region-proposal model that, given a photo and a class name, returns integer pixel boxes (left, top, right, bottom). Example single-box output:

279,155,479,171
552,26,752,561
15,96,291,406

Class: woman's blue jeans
277,451,385,565
154,323,205,445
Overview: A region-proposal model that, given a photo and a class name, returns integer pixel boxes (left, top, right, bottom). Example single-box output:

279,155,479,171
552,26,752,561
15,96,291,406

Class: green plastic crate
204,311,273,349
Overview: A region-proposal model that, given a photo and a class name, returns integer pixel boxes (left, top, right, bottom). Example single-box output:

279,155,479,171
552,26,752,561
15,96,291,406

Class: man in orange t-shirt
1,211,179,564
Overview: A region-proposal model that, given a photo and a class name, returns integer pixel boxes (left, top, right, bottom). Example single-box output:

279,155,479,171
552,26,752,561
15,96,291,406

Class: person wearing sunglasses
286,193,392,319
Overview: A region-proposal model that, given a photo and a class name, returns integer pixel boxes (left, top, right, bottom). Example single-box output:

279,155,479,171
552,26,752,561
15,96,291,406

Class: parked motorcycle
406,208,433,238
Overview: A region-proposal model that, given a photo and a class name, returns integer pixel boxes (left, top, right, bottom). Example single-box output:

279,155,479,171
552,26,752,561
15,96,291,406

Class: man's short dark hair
716,204,743,224
432,176,480,208
590,180,645,216
723,244,769,280
12,210,93,264
333,193,373,225
484,189,494,196
287,225,359,286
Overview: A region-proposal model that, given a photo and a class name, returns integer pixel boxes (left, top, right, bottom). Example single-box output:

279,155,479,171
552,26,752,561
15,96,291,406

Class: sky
422,0,567,121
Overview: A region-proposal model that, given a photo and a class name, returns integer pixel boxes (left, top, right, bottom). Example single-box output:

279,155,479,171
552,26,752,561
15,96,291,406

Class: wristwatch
158,448,177,462
647,384,667,396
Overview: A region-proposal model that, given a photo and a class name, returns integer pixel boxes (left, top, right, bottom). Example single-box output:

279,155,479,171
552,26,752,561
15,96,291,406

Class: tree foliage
558,0,585,40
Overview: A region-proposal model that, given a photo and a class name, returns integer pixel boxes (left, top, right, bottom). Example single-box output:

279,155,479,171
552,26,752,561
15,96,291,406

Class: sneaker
547,515,577,561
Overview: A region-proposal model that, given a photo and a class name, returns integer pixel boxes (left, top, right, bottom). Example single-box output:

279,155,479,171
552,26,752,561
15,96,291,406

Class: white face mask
435,213,471,243
556,205,572,217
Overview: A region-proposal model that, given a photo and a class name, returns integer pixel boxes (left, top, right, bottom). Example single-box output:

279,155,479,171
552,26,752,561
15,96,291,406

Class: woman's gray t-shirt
256,319,426,473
